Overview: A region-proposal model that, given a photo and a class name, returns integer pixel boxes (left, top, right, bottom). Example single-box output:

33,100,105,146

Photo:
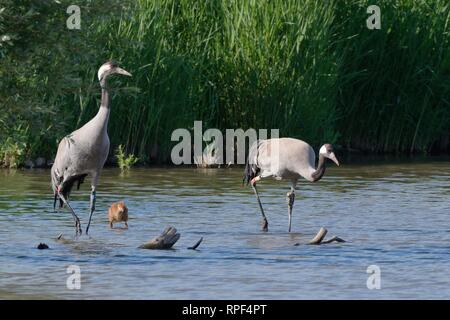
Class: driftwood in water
37,243,49,250
309,227,328,244
308,227,346,245
321,236,346,244
188,237,203,250
55,233,73,245
139,226,180,249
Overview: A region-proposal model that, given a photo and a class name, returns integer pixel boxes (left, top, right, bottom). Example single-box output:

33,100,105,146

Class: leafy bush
0,125,27,168
115,144,139,171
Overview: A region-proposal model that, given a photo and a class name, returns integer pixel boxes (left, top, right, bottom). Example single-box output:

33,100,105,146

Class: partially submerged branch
309,227,328,245
139,226,180,249
188,237,203,250
321,236,346,244
308,227,346,245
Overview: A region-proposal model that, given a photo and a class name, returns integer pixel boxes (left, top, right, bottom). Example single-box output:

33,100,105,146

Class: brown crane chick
108,201,128,229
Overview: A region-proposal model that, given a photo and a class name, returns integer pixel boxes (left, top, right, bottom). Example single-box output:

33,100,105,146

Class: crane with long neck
51,61,132,235
243,138,340,232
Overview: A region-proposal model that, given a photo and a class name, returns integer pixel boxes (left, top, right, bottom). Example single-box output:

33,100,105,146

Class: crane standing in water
243,138,340,232
51,61,132,235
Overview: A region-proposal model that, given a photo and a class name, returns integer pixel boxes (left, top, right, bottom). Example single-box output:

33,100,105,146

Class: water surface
0,160,449,299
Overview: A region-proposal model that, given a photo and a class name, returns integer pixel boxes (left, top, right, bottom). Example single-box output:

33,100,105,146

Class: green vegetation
115,144,139,172
0,0,449,167
0,136,26,168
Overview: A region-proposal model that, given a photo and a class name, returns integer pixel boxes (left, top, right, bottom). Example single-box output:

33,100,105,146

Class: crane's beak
115,67,132,77
329,152,340,166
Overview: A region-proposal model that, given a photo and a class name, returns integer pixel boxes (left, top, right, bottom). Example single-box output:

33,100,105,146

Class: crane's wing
51,136,87,209
243,138,317,183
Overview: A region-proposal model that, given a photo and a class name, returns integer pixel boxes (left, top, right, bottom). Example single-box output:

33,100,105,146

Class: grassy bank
1,0,449,167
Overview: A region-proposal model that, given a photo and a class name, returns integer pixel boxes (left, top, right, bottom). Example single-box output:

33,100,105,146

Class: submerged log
309,227,328,245
308,227,346,245
37,243,49,250
55,233,82,245
55,233,71,244
139,226,180,249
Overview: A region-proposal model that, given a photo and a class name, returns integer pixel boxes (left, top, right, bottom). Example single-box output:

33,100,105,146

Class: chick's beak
329,152,340,166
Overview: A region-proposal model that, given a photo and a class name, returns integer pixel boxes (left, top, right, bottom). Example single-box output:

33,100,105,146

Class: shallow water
1,159,450,299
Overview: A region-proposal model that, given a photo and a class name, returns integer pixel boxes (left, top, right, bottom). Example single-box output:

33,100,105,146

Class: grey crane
243,138,340,232
51,61,132,235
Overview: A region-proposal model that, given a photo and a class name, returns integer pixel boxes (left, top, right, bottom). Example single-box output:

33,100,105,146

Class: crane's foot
75,220,82,235
261,218,268,232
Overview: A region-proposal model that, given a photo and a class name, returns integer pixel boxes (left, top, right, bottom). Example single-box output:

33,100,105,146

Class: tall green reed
1,0,448,168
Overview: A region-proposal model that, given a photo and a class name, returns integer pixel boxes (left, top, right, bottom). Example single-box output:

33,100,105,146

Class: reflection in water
0,159,450,299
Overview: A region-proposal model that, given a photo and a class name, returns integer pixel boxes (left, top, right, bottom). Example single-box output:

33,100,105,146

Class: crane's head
97,61,132,82
319,144,339,166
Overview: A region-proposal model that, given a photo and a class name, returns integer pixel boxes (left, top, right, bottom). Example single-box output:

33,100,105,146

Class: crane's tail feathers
52,174,87,209
243,160,256,185
243,140,262,185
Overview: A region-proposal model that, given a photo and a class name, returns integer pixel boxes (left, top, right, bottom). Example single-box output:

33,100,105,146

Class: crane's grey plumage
243,138,339,232
51,61,131,235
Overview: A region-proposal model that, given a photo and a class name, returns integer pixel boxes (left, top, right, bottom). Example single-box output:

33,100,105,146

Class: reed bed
0,0,448,166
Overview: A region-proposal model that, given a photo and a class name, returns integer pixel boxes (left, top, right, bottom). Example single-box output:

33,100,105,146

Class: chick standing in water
108,201,128,229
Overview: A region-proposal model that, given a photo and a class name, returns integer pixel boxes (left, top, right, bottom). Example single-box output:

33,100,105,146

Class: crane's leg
57,190,82,235
286,183,296,232
251,176,268,232
85,185,96,235
53,192,58,211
